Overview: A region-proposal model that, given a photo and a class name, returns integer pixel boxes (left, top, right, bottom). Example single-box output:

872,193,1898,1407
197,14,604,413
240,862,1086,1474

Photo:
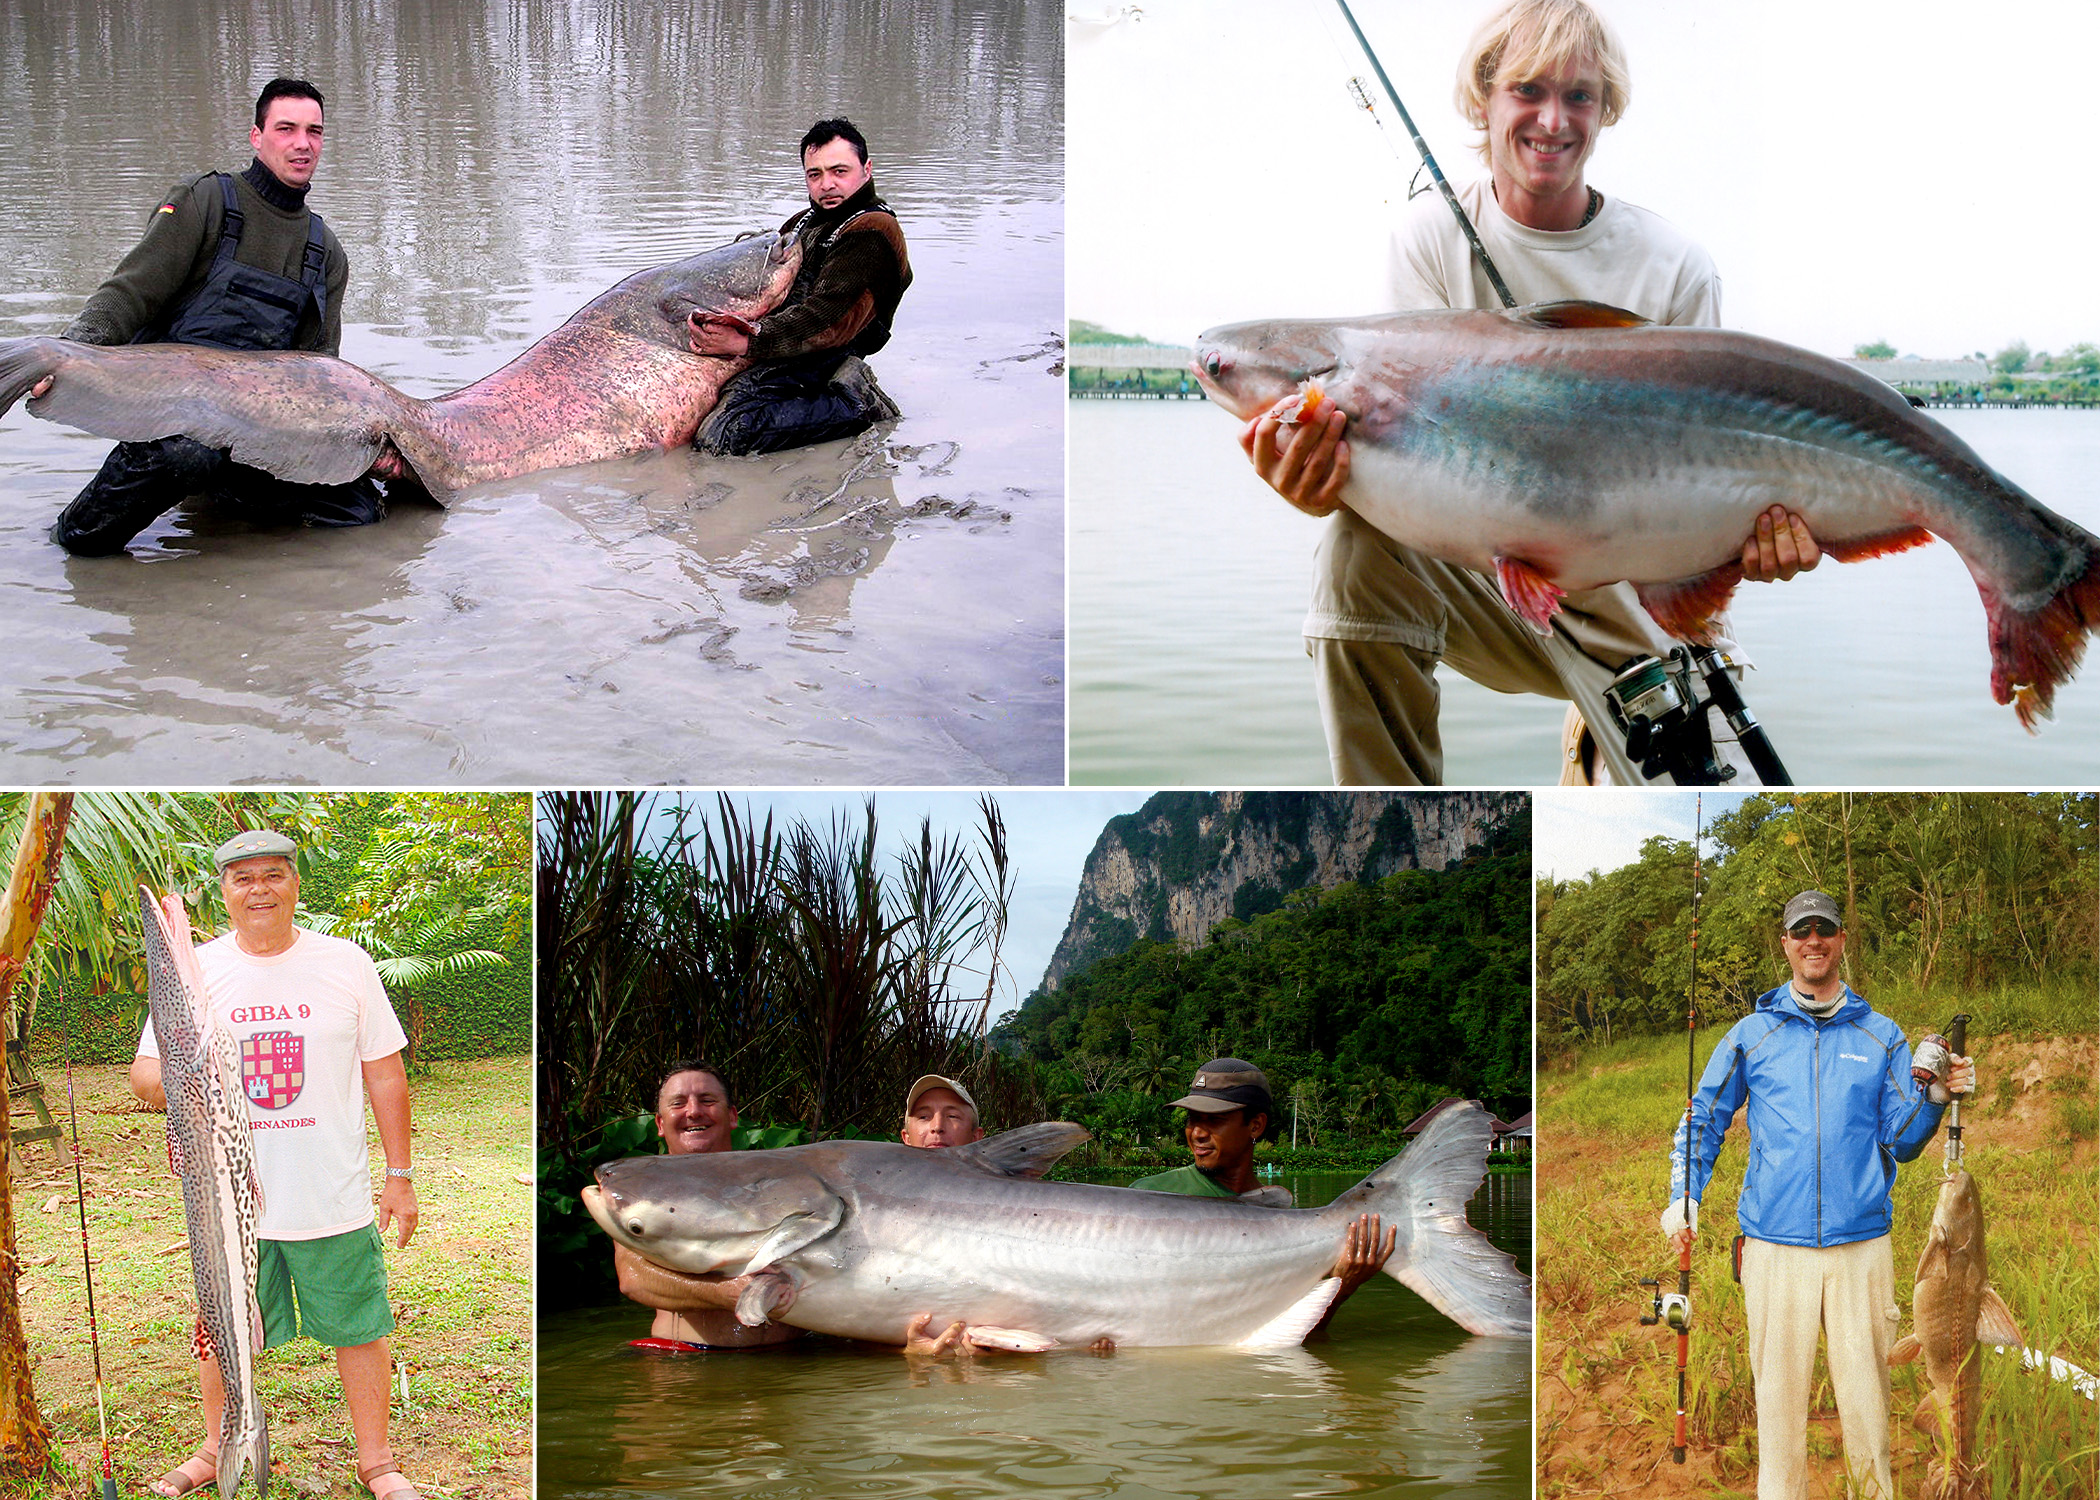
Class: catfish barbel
585,1100,1529,1347
0,230,800,506
141,888,268,1500
1193,301,2100,729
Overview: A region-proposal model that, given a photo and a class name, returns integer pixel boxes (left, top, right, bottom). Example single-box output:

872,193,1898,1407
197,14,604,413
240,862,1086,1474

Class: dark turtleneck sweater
66,156,349,353
751,176,912,362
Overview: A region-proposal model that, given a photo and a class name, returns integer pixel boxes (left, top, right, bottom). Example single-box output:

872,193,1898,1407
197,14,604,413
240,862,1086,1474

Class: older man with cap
1132,1058,1396,1330
1663,890,1975,1500
130,829,421,1500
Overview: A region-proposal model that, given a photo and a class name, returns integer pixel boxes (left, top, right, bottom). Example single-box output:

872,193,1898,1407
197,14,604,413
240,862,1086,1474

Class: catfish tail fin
1329,1100,1530,1337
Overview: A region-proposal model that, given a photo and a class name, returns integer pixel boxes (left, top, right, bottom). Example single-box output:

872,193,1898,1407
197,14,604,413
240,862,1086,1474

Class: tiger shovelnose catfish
1193,301,2100,730
141,887,269,1500
584,1099,1529,1348
0,229,800,506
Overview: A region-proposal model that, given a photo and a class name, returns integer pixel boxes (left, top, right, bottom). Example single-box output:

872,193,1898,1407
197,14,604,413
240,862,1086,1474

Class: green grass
7,1056,531,1500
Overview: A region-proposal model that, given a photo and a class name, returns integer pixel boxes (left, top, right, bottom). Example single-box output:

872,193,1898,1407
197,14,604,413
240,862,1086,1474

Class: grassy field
1537,1005,2097,1499
7,1055,531,1500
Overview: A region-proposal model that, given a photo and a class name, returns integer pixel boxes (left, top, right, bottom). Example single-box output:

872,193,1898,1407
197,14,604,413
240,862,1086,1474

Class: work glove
1659,1197,1699,1240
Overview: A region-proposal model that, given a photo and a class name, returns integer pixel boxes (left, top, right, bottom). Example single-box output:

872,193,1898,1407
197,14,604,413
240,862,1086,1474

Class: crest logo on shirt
241,1030,305,1111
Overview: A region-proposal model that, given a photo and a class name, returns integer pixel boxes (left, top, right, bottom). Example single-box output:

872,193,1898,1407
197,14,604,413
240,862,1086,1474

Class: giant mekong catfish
0,230,801,505
585,1101,1529,1348
1194,300,2100,729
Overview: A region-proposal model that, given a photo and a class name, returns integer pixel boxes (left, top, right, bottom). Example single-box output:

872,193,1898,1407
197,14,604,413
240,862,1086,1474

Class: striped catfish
1193,302,2100,729
585,1100,1528,1346
141,888,268,1500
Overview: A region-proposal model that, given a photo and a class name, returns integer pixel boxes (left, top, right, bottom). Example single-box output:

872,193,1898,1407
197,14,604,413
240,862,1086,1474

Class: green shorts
257,1224,395,1349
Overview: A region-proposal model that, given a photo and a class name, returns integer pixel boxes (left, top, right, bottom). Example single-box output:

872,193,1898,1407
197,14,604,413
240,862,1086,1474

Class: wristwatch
385,1166,414,1179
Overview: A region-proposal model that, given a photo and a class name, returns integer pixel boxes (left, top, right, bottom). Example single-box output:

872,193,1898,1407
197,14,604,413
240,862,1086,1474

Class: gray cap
1782,890,1842,929
1169,1058,1274,1116
214,829,297,872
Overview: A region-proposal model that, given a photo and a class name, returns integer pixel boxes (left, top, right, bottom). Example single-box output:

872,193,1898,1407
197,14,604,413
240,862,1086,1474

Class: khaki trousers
1304,507,1756,787
1741,1234,1900,1500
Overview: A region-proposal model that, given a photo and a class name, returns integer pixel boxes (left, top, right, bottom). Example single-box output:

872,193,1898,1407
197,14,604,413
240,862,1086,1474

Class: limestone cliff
1039,791,1522,992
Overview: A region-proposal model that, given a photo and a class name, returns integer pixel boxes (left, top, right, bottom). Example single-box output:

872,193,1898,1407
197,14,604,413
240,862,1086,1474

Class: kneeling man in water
687,117,910,455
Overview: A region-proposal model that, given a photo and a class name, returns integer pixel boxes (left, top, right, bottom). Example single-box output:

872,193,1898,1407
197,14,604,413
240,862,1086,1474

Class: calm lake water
1070,400,2100,786
0,0,1063,785
538,1168,1533,1499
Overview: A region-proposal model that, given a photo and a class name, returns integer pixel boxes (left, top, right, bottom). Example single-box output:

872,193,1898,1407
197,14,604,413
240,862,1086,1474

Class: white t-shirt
140,927,408,1241
1388,176,1721,328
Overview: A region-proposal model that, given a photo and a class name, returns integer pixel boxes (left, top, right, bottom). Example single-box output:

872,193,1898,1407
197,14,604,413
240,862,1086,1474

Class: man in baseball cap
1129,1058,1394,1334
1661,887,1976,1499
901,1074,983,1148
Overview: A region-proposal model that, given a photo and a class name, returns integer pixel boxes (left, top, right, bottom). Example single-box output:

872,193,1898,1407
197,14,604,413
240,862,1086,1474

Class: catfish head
1191,317,1354,421
584,1151,843,1278
650,230,802,340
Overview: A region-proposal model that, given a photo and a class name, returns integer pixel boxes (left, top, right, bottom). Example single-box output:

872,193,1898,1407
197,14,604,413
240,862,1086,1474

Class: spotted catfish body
0,230,801,505
1193,301,2100,729
141,888,268,1500
1889,1169,2023,1500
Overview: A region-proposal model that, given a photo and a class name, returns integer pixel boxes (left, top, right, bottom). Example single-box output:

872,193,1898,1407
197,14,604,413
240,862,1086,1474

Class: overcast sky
659,790,1153,1021
1531,788,1759,882
1070,0,2099,360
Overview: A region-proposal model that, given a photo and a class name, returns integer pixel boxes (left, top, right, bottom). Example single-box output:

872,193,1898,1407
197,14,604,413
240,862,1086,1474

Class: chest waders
141,172,331,351
50,175,381,555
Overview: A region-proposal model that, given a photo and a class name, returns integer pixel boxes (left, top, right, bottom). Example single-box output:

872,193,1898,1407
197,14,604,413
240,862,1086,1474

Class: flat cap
213,829,297,872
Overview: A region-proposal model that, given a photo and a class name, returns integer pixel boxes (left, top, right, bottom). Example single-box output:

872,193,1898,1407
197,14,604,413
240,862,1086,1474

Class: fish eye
627,1220,644,1235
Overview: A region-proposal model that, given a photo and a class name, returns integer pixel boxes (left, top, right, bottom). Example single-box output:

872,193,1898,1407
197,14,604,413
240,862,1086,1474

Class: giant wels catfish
0,230,801,506
585,1098,1529,1346
141,887,268,1500
1193,302,2100,729
1889,1168,2023,1500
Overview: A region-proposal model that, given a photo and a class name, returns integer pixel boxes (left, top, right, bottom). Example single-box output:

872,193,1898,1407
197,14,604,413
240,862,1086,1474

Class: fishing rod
1943,1013,1969,1171
1330,0,1517,309
1640,793,1700,1464
64,990,122,1500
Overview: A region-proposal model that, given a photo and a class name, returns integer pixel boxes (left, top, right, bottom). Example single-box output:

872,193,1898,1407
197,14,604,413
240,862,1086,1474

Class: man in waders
1663,890,1975,1500
44,78,388,555
609,1061,804,1350
1245,0,1821,786
687,117,910,455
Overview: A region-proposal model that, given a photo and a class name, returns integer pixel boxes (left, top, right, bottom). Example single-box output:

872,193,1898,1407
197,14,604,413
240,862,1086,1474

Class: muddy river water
538,1169,1532,1499
0,0,1063,784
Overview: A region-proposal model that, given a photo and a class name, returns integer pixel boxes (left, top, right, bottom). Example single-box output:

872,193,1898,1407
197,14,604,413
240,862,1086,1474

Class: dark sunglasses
1787,917,1840,939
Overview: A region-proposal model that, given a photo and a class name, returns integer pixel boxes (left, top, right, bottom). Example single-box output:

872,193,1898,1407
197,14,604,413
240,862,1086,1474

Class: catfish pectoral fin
1975,1283,2023,1346
1635,563,1744,643
16,338,402,487
1492,555,1565,634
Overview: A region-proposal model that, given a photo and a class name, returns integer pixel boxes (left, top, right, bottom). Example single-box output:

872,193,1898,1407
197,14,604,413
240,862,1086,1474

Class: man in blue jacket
1661,890,1974,1500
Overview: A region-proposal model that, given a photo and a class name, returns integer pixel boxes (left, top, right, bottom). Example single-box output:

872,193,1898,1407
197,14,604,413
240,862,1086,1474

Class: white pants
1741,1234,1901,1500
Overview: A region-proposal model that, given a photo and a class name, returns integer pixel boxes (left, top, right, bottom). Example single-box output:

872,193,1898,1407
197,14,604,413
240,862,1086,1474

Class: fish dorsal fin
1238,1186,1294,1209
1976,1284,2024,1347
735,1198,845,1276
952,1122,1092,1179
1509,299,1651,330
1236,1278,1341,1348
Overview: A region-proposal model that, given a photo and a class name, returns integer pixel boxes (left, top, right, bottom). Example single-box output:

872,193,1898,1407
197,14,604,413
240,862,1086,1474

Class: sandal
149,1449,218,1499
358,1459,424,1500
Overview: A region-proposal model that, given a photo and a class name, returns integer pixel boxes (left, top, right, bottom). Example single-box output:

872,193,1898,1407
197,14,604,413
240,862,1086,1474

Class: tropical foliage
1536,792,2097,1051
990,826,1532,1155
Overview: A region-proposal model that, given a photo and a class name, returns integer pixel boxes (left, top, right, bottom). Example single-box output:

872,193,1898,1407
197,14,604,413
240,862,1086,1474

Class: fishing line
63,982,123,1500
1326,0,1518,308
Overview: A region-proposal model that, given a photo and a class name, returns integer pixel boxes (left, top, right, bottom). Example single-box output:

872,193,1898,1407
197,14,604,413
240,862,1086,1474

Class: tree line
1536,792,2096,1051
990,827,1532,1150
